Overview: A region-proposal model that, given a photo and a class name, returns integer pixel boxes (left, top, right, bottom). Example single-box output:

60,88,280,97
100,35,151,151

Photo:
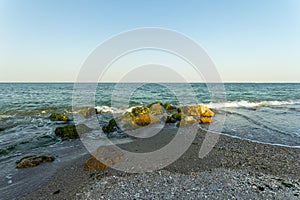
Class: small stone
16,155,55,168
49,113,69,121
55,124,92,139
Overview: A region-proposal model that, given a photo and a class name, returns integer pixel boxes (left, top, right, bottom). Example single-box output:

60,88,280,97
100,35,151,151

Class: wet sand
19,128,300,199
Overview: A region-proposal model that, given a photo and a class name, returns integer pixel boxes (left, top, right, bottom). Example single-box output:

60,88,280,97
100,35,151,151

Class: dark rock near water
102,119,119,134
16,155,55,168
163,103,177,111
55,124,92,139
49,113,69,121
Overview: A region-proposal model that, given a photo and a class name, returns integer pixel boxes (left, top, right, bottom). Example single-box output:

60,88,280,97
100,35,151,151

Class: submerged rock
16,155,55,168
79,107,96,118
55,124,92,139
49,113,69,121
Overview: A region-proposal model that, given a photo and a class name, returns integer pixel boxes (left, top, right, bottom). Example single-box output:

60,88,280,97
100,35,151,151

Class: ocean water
0,82,300,198
0,83,300,157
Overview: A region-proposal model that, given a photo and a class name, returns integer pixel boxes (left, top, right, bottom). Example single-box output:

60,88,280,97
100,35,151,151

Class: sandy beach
18,128,300,199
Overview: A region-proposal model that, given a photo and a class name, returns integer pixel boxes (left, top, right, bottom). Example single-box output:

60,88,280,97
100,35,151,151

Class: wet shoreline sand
20,128,300,199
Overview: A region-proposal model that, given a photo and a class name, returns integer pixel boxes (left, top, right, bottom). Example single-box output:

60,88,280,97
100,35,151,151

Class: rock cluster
102,102,214,134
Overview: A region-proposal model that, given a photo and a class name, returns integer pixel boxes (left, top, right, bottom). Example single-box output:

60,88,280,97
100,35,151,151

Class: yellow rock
199,117,213,124
199,105,214,117
133,114,160,126
180,105,214,117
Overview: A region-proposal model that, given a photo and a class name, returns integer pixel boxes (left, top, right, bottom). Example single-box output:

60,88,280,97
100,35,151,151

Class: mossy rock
133,114,151,126
16,155,55,168
172,113,183,121
79,107,96,118
165,116,177,123
102,118,119,134
130,107,150,117
149,103,164,115
49,113,69,121
55,124,92,139
165,113,183,124
163,103,177,110
147,101,163,108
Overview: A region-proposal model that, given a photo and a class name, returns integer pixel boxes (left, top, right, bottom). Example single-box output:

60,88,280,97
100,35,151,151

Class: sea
0,82,300,198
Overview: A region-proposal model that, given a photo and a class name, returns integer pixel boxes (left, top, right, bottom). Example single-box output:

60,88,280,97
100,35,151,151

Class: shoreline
18,128,300,199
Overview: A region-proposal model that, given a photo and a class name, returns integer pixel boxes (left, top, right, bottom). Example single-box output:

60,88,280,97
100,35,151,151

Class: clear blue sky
0,0,299,82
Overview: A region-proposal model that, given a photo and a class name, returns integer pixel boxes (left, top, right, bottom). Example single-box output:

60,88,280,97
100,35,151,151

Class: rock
163,103,177,111
84,146,124,171
147,101,163,108
79,107,96,118
176,116,198,127
130,107,150,117
102,119,119,134
55,124,92,139
180,105,214,117
165,116,177,123
0,127,4,132
16,155,55,168
49,113,69,121
133,114,152,126
115,112,137,130
199,117,213,124
172,113,183,121
84,156,109,171
149,103,164,115
165,113,183,123
133,114,160,126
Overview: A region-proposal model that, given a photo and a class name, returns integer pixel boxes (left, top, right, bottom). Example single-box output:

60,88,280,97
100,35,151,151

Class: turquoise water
0,82,300,158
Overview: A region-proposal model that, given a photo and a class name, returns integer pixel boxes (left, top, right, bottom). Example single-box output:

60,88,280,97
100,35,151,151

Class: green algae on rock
102,119,119,134
49,113,69,121
55,124,92,139
16,155,55,168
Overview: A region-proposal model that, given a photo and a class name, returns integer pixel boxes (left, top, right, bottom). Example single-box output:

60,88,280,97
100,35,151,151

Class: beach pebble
75,168,300,199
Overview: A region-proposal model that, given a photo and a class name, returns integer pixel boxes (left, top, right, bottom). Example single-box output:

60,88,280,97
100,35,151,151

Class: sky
0,0,300,82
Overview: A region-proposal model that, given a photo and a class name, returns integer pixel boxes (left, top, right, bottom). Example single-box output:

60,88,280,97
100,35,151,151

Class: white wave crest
206,100,300,109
